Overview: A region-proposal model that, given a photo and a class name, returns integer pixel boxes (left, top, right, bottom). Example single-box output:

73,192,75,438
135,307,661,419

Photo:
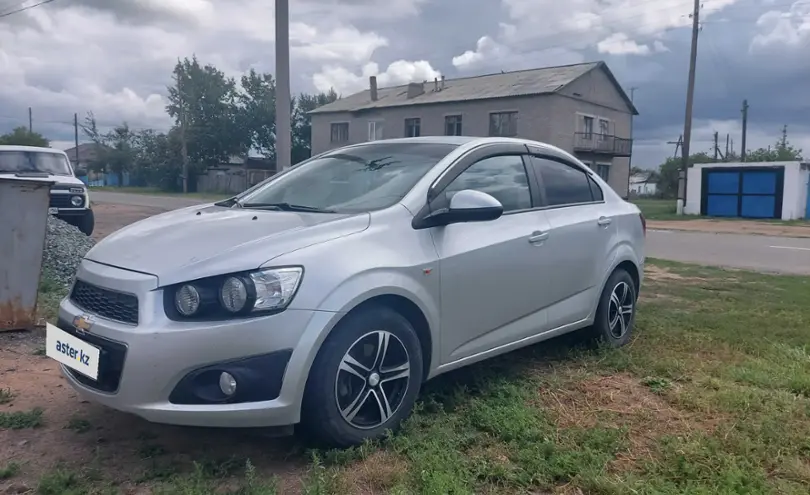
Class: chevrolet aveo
47,136,645,447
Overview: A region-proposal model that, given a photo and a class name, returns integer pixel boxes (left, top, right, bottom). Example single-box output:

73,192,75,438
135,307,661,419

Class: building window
445,115,462,136
330,123,349,143
405,118,421,137
596,163,610,182
488,111,518,137
582,116,594,138
368,120,384,141
598,119,609,140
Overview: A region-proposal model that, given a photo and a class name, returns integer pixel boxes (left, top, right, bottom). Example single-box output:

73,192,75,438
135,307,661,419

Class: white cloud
312,60,441,95
453,0,740,71
750,1,810,51
291,24,388,63
597,33,651,55
452,34,584,71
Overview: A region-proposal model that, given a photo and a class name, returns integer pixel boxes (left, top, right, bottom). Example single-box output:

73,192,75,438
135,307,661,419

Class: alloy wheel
334,330,411,430
608,281,634,339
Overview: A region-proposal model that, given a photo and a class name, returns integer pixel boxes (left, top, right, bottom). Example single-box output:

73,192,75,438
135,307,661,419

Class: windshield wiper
240,202,336,213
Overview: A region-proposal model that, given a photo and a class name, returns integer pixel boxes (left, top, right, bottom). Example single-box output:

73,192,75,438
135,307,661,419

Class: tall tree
0,126,49,147
292,89,339,164
166,56,249,171
81,113,138,186
657,152,713,199
239,69,277,159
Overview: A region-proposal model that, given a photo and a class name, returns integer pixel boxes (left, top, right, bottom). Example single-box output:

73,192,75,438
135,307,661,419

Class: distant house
63,143,107,171
308,60,638,197
197,155,277,194
629,172,657,196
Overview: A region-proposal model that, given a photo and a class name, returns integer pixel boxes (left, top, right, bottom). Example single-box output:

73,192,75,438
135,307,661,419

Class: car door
527,154,617,329
430,151,555,364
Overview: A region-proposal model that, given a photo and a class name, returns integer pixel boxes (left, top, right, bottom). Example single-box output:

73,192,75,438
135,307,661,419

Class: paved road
647,229,810,275
91,191,210,209
90,192,810,275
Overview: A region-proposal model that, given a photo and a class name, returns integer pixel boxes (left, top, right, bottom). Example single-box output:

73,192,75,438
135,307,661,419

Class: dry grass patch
331,450,409,494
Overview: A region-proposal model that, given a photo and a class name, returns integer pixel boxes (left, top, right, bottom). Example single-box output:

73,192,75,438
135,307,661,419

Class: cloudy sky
0,0,807,167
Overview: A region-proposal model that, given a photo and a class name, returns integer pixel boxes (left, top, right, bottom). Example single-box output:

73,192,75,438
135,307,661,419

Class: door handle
597,216,612,226
528,231,549,244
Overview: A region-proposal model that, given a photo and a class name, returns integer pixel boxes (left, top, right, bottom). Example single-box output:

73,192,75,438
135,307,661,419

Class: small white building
629,173,657,196
685,161,810,220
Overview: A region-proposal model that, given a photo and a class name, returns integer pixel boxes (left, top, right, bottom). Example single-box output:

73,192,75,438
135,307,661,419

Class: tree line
0,55,338,191
633,125,803,199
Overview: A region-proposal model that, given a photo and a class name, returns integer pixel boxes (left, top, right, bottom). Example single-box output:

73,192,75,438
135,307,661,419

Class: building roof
309,61,638,115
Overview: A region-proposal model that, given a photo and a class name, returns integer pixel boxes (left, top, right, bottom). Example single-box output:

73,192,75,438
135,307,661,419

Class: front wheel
301,306,423,448
76,209,95,236
588,268,637,347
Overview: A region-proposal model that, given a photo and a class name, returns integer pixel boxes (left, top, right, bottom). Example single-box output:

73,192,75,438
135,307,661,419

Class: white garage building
685,161,810,220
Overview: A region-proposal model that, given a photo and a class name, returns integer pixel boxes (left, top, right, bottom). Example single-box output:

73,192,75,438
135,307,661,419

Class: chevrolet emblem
73,315,94,333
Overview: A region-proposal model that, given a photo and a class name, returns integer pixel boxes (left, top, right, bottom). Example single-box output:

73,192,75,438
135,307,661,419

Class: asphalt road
90,191,810,275
647,229,810,275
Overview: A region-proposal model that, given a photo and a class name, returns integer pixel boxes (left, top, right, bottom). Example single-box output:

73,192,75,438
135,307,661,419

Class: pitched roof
310,61,638,115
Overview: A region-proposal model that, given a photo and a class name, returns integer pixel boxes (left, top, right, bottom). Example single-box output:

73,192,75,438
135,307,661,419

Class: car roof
0,145,66,154
343,136,569,154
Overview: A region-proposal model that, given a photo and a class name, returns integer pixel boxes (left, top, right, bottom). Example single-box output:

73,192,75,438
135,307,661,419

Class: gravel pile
41,216,95,288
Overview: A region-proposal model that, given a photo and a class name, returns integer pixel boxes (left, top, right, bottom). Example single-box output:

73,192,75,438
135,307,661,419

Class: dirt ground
3,202,309,492
647,219,810,238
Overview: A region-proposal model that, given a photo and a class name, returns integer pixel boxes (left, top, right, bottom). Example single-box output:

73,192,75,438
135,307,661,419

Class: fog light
219,371,237,396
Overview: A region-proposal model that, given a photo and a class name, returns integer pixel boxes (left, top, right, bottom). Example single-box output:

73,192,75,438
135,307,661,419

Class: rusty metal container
0,177,53,331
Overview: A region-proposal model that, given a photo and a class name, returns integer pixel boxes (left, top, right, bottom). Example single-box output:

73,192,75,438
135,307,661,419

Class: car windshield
237,142,459,213
0,151,72,176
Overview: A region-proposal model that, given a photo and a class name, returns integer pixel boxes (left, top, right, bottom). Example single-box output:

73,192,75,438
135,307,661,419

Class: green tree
0,126,49,147
238,69,277,159
291,89,339,164
166,56,249,172
657,152,713,199
81,113,138,186
744,125,803,162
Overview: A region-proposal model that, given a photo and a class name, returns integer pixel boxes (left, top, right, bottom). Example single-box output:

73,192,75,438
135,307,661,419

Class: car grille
57,318,127,393
70,280,139,325
49,194,85,208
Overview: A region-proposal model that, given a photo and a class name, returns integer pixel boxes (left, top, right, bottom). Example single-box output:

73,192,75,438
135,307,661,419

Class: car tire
301,305,423,448
76,209,95,236
588,268,637,347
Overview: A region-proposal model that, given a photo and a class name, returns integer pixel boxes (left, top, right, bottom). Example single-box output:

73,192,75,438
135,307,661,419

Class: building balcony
573,133,633,157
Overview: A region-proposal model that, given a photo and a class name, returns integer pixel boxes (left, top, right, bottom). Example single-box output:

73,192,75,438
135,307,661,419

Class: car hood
0,172,83,187
84,204,370,286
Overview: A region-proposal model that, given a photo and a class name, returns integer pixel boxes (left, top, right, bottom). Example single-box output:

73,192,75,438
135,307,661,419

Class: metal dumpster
0,177,53,331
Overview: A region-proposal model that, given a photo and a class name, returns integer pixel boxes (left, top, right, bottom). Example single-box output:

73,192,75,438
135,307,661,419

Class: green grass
0,462,20,480
90,186,231,201
21,260,810,493
0,407,44,429
632,198,682,220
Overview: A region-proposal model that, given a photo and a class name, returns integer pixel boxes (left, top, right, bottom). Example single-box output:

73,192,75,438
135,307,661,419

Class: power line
0,0,58,18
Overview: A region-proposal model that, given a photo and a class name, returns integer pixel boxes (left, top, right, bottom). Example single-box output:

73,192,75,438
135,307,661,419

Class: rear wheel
588,268,637,347
301,306,423,448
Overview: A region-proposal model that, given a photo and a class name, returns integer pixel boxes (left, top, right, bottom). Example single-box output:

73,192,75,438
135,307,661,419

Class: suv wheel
302,306,423,448
76,209,95,236
589,268,637,347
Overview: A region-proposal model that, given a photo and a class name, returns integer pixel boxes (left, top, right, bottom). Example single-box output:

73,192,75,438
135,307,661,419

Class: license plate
48,207,58,214
46,323,100,380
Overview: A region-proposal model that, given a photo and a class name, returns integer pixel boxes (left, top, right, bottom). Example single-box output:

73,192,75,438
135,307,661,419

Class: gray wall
310,69,634,196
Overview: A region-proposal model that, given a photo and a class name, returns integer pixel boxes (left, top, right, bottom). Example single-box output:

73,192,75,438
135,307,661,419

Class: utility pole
627,86,638,199
713,131,719,162
740,99,748,161
179,75,189,193
678,0,701,215
28,107,32,132
667,136,683,159
275,0,292,171
725,133,730,161
73,113,80,168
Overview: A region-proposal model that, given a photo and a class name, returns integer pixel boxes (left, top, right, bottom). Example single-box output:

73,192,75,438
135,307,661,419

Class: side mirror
412,189,503,229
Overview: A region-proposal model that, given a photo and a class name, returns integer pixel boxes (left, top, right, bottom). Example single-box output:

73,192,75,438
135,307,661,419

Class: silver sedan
46,136,645,448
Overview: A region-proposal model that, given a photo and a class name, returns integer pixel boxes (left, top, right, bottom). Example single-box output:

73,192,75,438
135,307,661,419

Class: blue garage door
701,167,784,219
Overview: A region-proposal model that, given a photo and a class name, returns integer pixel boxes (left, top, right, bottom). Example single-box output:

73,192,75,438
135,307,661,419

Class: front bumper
58,260,338,428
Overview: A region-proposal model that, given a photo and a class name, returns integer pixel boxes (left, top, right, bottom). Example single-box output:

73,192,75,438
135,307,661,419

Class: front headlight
164,267,303,320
